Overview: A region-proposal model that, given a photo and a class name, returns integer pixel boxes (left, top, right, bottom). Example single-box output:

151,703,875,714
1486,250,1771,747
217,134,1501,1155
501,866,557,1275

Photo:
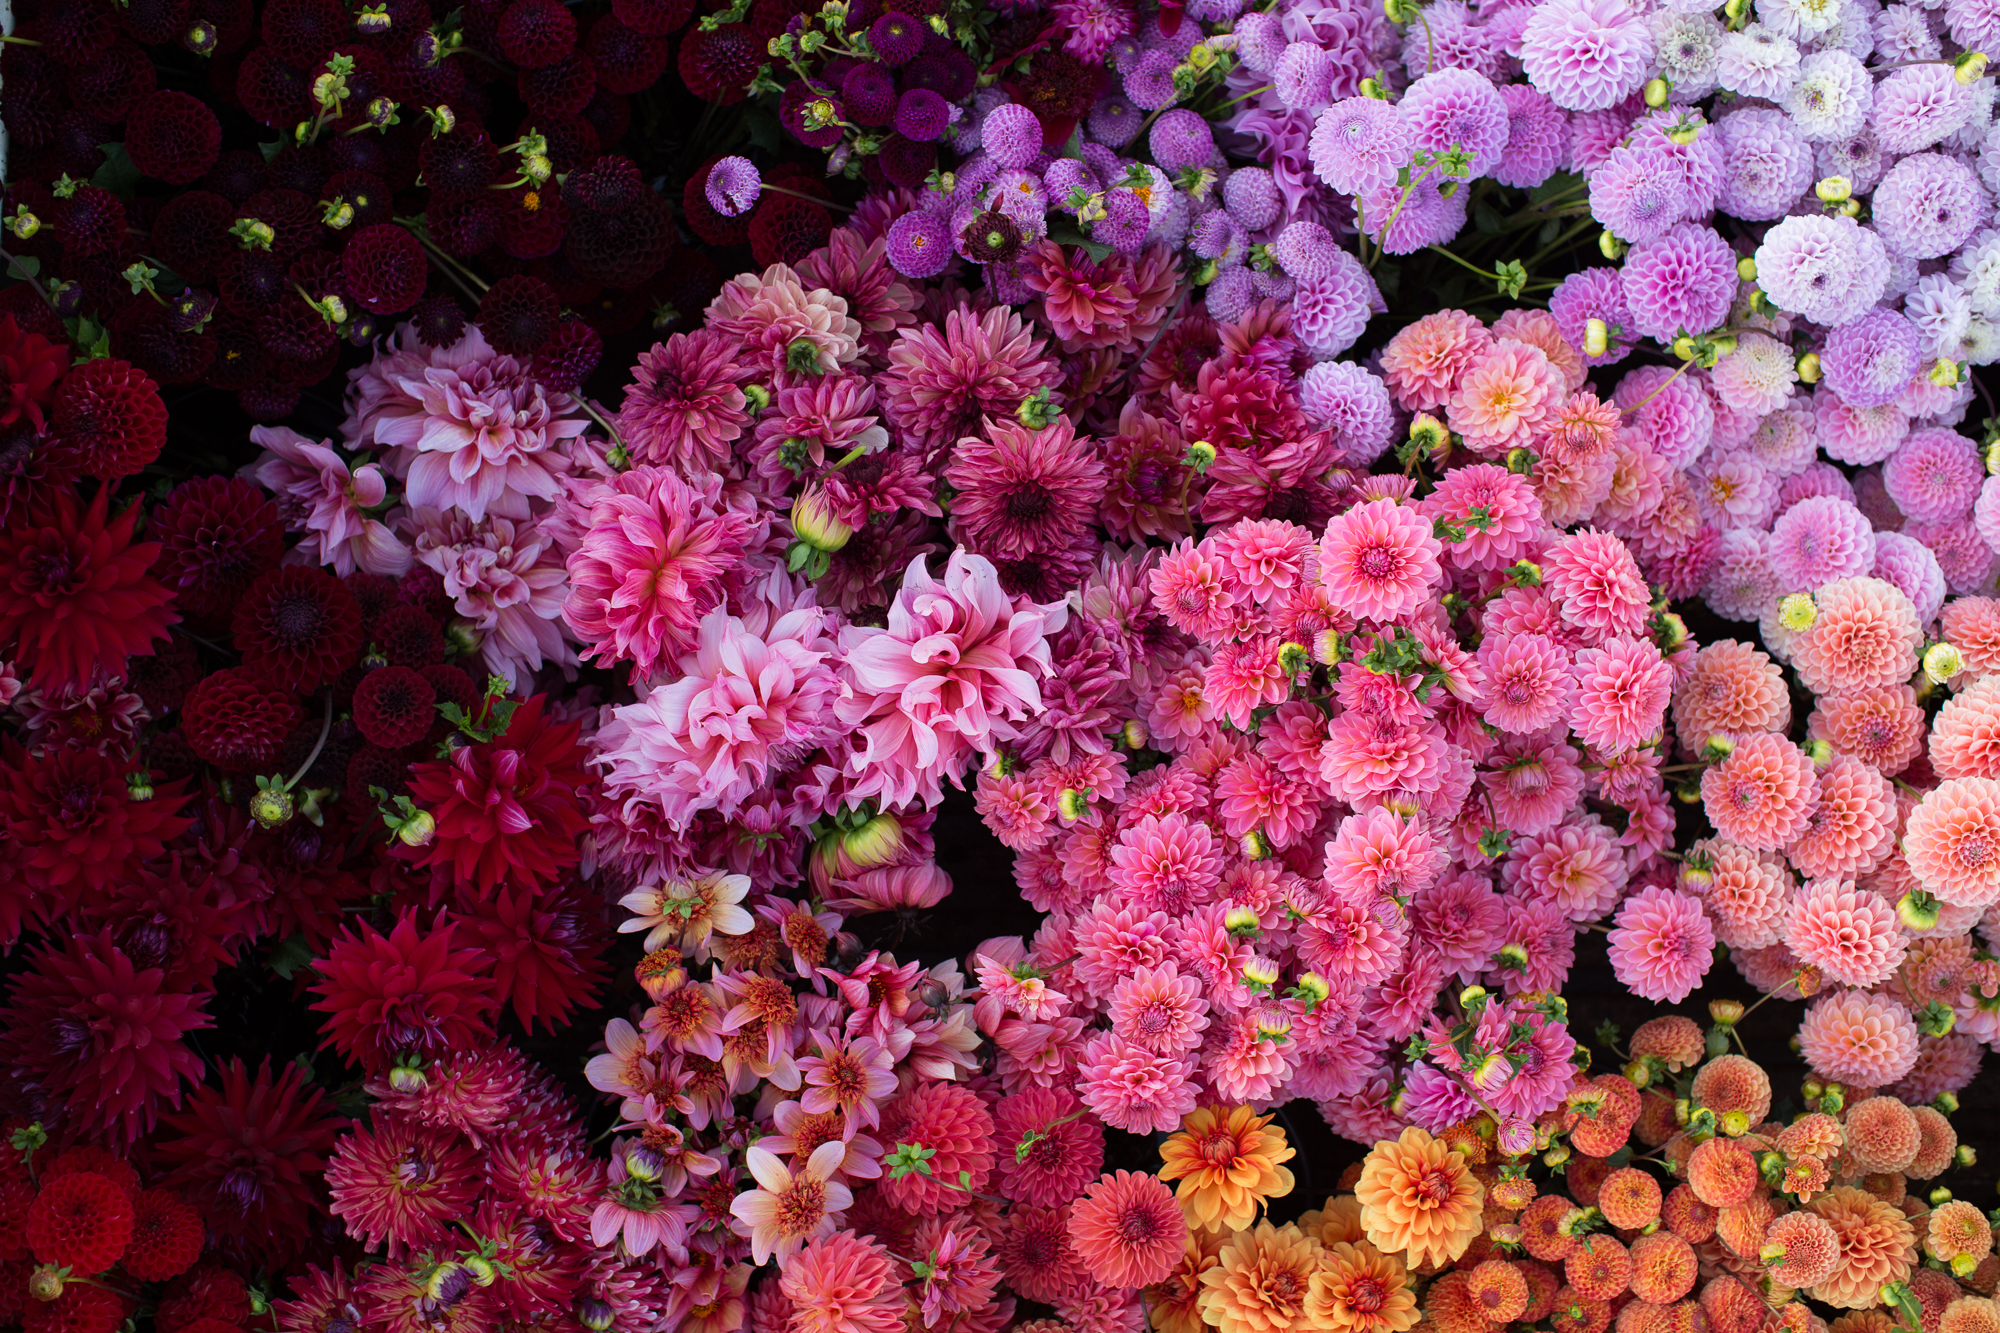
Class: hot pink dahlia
1150,541,1241,641
1785,756,1896,880
1447,339,1569,456
1508,815,1629,920
596,602,839,830
1607,885,1713,1002
992,1085,1106,1208
1791,577,1922,695
1317,498,1443,624
781,1232,907,1333
881,304,1062,457
402,694,591,896
835,551,1067,809
1379,309,1494,410
1672,640,1791,755
1481,735,1589,836
1570,635,1673,756
1067,1171,1187,1290
1299,884,1407,986
945,416,1108,560
1543,528,1652,639
1797,989,1920,1087
1904,776,2000,907
1020,239,1142,354
1106,962,1210,1056
1323,805,1446,898
1699,733,1820,853
0,930,210,1142
308,910,500,1075
325,1109,481,1258
1476,633,1573,734
1214,752,1322,849
1423,463,1544,570
1107,812,1225,916
617,327,755,473
1783,877,1907,988
0,485,178,693
559,465,763,679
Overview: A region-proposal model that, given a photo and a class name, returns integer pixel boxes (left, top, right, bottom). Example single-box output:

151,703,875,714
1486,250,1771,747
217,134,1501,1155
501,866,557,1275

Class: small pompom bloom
1570,636,1673,756
1904,777,2000,907
1798,991,1921,1094
1699,733,1820,852
705,156,762,216
1606,885,1714,1002
1770,496,1877,592
1783,877,1907,987
1317,499,1443,624
1789,576,1921,694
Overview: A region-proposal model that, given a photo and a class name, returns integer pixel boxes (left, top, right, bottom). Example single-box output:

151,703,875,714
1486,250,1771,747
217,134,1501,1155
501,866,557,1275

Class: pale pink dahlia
1606,885,1714,1002
1904,777,2000,907
1317,498,1443,624
1379,309,1494,410
1797,989,1920,1087
245,425,411,577
1790,577,1922,695
835,551,1067,809
559,466,763,680
1699,733,1820,853
704,263,863,385
617,328,755,473
1928,673,2000,780
1446,339,1569,457
409,509,575,688
1690,838,1791,949
881,304,1062,457
1785,756,1896,881
1508,815,1628,920
594,603,840,831
1782,877,1907,988
1543,529,1653,638
1810,685,1927,774
1476,633,1573,734
1569,635,1673,756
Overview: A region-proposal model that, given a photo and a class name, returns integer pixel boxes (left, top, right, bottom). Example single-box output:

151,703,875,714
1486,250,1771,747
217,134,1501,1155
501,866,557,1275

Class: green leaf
1472,202,1504,236
258,137,287,165
743,104,783,153
268,934,315,980
91,142,140,198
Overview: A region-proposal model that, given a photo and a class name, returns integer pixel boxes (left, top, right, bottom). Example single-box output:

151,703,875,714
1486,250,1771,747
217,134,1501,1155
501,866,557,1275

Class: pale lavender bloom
705,156,763,217
407,507,577,687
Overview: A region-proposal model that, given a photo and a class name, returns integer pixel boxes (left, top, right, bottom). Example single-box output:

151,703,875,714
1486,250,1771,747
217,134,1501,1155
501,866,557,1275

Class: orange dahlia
1352,1126,1485,1268
1805,1185,1917,1309
1149,1227,1230,1333
1157,1104,1297,1234
1306,1240,1417,1333
1196,1221,1324,1333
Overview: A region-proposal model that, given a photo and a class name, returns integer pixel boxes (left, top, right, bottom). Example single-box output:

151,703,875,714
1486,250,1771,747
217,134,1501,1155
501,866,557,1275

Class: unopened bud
1584,319,1609,357
1816,176,1852,203
7,210,38,241
791,485,854,554
842,812,904,868
1899,890,1941,931
1957,50,1989,83
1700,734,1736,762
356,4,392,31
1241,828,1274,861
1599,231,1627,260
1276,641,1309,676
27,1267,63,1302
1803,737,1833,766
388,1061,428,1092
1224,905,1262,938
250,785,295,829
183,18,219,51
1643,77,1669,107
1926,641,1965,683
577,1299,616,1332
463,1255,498,1286
1184,439,1218,473
127,770,155,802
1777,592,1817,631
1056,788,1089,821
1736,255,1758,282
1359,76,1388,99
1240,956,1280,990
742,383,772,411
1932,357,1963,387
395,809,435,847
1505,446,1536,475
1797,351,1821,383
1709,998,1745,1026
1720,1108,1751,1137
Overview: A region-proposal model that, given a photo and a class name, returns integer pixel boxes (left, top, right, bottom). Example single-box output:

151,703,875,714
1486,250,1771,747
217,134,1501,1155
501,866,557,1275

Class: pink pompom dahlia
1904,776,2000,907
1446,339,1569,456
1699,733,1820,852
1797,989,1920,1087
1317,498,1443,624
1476,633,1573,734
1790,577,1922,695
1570,635,1673,756
1785,756,1896,880
1782,878,1907,988
1543,528,1653,638
1673,640,1791,754
1379,309,1494,410
836,551,1067,809
1928,673,2000,780
1606,885,1714,1002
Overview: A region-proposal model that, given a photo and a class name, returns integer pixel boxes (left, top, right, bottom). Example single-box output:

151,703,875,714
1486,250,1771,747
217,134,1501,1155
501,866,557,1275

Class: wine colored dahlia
231,565,364,693
325,1109,482,1258
51,358,168,481
121,1190,203,1282
308,910,500,1074
401,695,591,896
0,743,190,917
559,465,763,679
468,885,611,1035
880,304,1062,457
0,314,68,429
25,1171,133,1274
1069,1170,1188,1289
149,477,283,628
151,1057,344,1267
1317,498,1443,624
945,416,1108,560
0,485,177,693
181,667,302,772
0,930,210,1142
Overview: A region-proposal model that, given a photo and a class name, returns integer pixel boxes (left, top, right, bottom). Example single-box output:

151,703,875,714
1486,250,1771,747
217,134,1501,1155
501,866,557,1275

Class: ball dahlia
25,1172,133,1274
1904,776,2000,907
49,359,168,481
1798,990,1920,1089
231,565,363,693
181,667,303,773
149,477,283,629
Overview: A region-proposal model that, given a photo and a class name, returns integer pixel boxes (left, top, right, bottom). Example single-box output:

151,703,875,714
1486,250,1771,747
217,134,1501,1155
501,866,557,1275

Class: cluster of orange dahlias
1139,1007,1992,1333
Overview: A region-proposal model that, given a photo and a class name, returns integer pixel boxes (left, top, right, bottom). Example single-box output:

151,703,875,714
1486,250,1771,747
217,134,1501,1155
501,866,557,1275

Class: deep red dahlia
495,0,577,64
25,1173,133,1274
0,486,177,693
36,0,117,63
150,477,283,629
125,90,222,186
562,155,674,287
49,359,169,481
309,910,499,1074
120,1192,202,1282
372,604,444,669
748,194,834,268
340,223,427,315
585,14,671,93
21,1282,121,1333
260,0,346,62
154,1265,251,1332
181,668,301,773
467,883,611,1034
0,742,192,916
402,695,590,897
516,52,595,115
0,931,211,1142
477,274,561,358
235,48,311,127
676,21,760,103
40,1148,139,1199
0,316,69,430
352,666,435,749
408,292,467,348
324,1110,481,1258
52,185,126,259
532,316,602,394
232,565,363,692
151,1058,345,1268
344,742,413,813
611,0,693,34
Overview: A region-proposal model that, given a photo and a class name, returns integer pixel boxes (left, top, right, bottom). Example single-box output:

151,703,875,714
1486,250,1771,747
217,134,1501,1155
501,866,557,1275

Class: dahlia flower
410,508,575,688
1905,777,2000,907
617,328,756,473
1069,1170,1188,1289
1790,577,1922,695
1446,340,1567,456
835,551,1067,809
781,1232,907,1333
326,1110,482,1258
1352,1126,1484,1267
559,466,764,680
705,262,863,384
1307,1241,1418,1333
308,910,500,1075
1158,1105,1297,1234
880,304,1061,457
1606,885,1714,1002
1699,733,1820,852
1798,990,1921,1089
945,416,1107,560
1803,1186,1918,1309
1198,1222,1327,1333
0,743,190,921
1317,498,1443,624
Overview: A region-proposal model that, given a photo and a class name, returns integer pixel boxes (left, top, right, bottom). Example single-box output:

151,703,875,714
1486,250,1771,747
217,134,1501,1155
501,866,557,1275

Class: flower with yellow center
1196,1222,1324,1333
1157,1105,1297,1233
1307,1240,1419,1333
1352,1126,1485,1268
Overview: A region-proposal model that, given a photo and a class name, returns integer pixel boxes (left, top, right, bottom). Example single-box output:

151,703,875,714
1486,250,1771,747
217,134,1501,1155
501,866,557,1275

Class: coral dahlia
1352,1127,1484,1268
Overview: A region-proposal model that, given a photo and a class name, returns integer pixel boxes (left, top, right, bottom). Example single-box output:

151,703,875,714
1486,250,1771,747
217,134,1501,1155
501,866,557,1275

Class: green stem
283,693,335,792
1526,218,1599,269
1367,159,1443,269
1426,244,1505,282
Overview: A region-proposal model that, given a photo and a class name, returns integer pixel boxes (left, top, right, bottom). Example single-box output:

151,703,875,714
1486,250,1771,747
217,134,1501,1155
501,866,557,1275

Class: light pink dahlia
1790,577,1922,695
835,551,1067,810
1446,339,1569,457
1904,776,2000,907
881,305,1062,457
704,262,863,385
1379,309,1494,411
594,602,840,831
1699,733,1820,853
1476,633,1574,734
1797,989,1920,1087
1672,639,1791,755
409,509,575,688
1785,756,1896,880
1481,735,1588,836
1570,635,1673,756
1930,673,2000,780
1606,885,1714,1002
245,425,411,577
1317,498,1443,624
1689,838,1791,950
1782,877,1907,988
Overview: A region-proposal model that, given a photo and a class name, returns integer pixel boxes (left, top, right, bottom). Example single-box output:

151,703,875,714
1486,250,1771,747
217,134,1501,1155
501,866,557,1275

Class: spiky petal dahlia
1069,1170,1188,1289
309,910,500,1075
1352,1127,1485,1268
151,1057,346,1267
0,930,210,1142
325,1109,482,1258
1157,1105,1298,1234
401,694,591,897
880,304,1061,458
0,743,191,927
0,485,177,693
1317,498,1444,625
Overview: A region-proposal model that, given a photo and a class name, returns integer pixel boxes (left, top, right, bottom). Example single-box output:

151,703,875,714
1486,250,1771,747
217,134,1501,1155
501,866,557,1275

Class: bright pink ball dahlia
1903,776,2000,907
1543,528,1652,638
1929,673,2000,780
1784,755,1896,880
1570,635,1674,756
1077,1032,1199,1134
1699,733,1820,853
991,1086,1105,1208
1317,497,1443,624
1782,877,1907,988
1422,463,1544,570
1606,885,1714,1002
1790,577,1921,695
1107,962,1211,1055
1067,1170,1187,1289
876,1084,997,1213
1797,989,1920,1087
